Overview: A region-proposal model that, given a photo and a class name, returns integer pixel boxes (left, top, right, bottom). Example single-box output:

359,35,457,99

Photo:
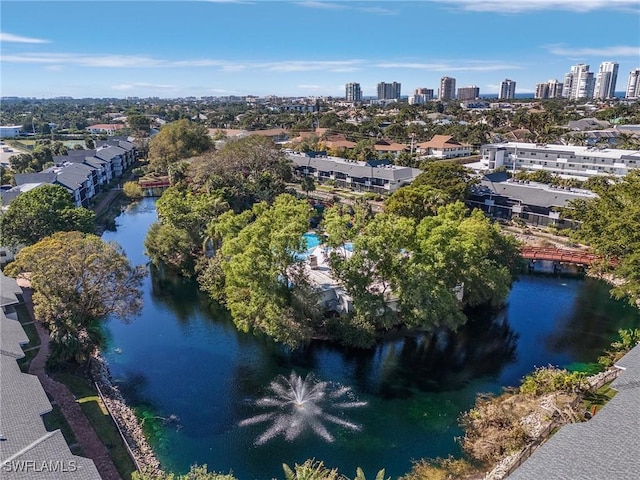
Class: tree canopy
323,202,520,347
5,231,145,365
148,119,212,173
200,194,321,347
412,162,477,201
189,135,292,211
569,170,640,305
0,184,95,247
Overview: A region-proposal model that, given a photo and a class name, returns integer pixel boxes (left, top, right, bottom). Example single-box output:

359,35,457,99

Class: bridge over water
520,247,609,266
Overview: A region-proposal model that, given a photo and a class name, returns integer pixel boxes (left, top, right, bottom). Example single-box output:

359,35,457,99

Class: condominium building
626,68,640,99
377,82,401,100
594,62,619,99
481,142,640,179
408,88,434,105
499,79,516,100
457,85,480,101
535,79,563,99
439,76,456,101
345,82,362,102
563,64,595,100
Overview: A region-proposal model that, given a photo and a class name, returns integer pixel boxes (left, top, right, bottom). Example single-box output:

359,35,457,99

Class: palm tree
616,132,640,150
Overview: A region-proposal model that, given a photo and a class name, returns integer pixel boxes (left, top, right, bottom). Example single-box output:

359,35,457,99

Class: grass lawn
582,383,617,417
53,372,138,480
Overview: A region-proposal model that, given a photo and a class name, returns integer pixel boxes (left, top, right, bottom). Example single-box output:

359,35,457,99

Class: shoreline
90,353,162,476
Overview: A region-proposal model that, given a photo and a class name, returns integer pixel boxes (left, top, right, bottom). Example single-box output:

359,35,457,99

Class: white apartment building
626,68,640,99
594,62,619,99
563,64,595,100
481,142,640,179
535,79,563,99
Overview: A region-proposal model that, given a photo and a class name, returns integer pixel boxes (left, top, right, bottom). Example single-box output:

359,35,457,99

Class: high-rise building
408,88,434,105
563,64,595,100
439,77,456,100
594,62,619,99
499,79,516,100
457,85,480,101
535,79,563,99
377,82,401,100
345,82,362,102
625,68,640,99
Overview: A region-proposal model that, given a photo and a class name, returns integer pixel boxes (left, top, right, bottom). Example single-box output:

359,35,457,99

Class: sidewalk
23,288,123,480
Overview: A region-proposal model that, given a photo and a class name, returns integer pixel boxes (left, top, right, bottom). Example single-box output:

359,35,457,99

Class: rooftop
509,344,640,480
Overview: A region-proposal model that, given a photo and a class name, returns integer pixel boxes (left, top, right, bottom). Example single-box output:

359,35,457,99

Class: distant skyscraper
345,82,362,102
594,62,619,99
625,68,640,99
499,79,516,100
563,64,594,100
457,85,480,101
439,77,456,100
377,82,401,100
535,79,563,99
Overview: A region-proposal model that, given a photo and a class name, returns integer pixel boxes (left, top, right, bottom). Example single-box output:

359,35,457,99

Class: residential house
373,140,408,158
287,152,421,194
86,123,124,135
417,135,472,158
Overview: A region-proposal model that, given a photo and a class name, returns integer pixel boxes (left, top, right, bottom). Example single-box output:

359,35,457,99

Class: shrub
519,366,586,396
123,181,144,199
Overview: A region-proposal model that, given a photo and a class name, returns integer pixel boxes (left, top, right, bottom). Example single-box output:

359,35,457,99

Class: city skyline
1,0,639,99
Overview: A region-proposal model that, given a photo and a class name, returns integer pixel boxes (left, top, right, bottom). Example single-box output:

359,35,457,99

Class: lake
102,197,640,479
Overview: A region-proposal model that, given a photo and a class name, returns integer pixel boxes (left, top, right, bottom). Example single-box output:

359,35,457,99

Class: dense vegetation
5,231,145,366
0,184,95,247
569,170,640,306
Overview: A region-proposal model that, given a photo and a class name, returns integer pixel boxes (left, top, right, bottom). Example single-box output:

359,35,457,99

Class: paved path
24,288,122,480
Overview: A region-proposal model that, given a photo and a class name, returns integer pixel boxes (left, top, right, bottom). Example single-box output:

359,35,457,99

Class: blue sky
1,0,639,98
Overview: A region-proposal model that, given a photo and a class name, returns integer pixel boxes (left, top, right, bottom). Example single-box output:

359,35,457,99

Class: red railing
138,177,171,188
520,247,605,265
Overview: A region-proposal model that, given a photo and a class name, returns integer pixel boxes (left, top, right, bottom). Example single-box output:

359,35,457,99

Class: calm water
102,198,640,479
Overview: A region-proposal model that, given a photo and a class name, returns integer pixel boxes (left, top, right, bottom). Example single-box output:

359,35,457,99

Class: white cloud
44,65,64,72
433,0,639,13
112,82,177,91
374,61,523,72
296,1,398,15
0,32,50,43
295,1,349,10
545,44,640,57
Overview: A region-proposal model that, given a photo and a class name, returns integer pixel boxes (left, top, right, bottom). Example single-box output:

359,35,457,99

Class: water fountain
239,372,367,445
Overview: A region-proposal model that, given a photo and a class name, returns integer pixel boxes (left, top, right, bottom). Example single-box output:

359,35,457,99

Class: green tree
144,186,229,276
0,184,95,247
190,135,292,211
323,203,520,347
148,119,212,173
127,113,152,133
218,194,321,347
384,185,450,221
569,170,640,305
5,231,145,366
301,176,316,197
123,181,144,199
412,163,477,201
